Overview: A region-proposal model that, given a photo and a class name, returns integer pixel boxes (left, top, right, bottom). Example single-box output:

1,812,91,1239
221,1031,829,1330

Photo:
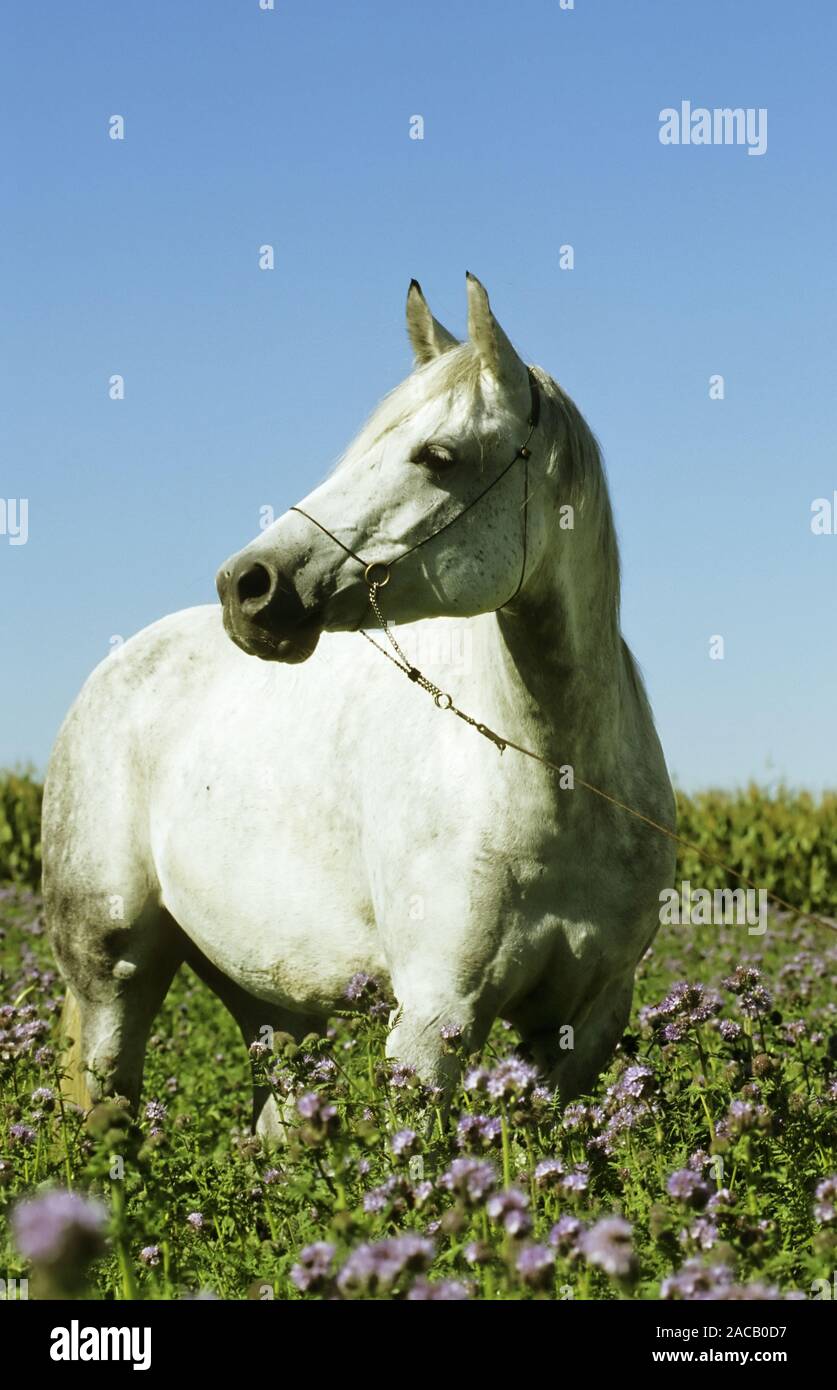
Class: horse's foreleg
541,976,634,1103
52,905,184,1111
385,993,490,1119
181,944,322,1143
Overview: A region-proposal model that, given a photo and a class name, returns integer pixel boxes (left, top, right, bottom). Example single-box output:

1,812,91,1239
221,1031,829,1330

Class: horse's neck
476,556,625,770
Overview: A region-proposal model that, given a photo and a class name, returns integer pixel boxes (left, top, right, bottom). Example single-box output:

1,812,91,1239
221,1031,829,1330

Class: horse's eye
411,442,457,471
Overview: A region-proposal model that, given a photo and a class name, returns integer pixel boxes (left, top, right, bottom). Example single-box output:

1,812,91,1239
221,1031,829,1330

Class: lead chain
361,581,509,753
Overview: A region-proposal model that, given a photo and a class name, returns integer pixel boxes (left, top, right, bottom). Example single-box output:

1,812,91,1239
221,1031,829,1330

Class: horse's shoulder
53,606,223,734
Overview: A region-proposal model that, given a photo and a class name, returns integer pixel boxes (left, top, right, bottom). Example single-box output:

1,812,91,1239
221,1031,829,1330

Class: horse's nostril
236,562,273,606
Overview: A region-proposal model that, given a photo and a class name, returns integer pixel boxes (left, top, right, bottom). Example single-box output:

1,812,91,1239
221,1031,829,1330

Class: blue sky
1,0,835,791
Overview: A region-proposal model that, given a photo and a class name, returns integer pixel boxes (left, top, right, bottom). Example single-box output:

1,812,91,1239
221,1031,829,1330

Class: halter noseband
290,367,541,613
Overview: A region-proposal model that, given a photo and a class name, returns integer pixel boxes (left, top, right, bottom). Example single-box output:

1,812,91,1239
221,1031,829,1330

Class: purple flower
305,1056,337,1083
464,1240,492,1265
641,982,722,1042
336,1235,434,1297
139,1245,161,1267
344,973,382,1005
724,1099,771,1137
388,1062,417,1089
295,1092,322,1120
561,1164,590,1194
722,966,772,1017
814,1176,837,1224
685,1217,719,1250
390,1128,418,1158
783,1020,807,1044
516,1244,555,1289
611,1063,656,1102
740,986,772,1018
662,1258,735,1300
549,1215,586,1257
9,1124,37,1146
562,1102,604,1133
713,1281,788,1301
291,1242,335,1293
363,1178,398,1214
186,1212,204,1232
534,1157,565,1188
706,1188,736,1216
295,1091,338,1141
362,1173,431,1215
667,1168,711,1208
12,1190,107,1269
722,965,762,994
438,1157,498,1205
580,1217,637,1282
457,1113,502,1151
463,1065,491,1093
486,1187,531,1237
144,1100,167,1124
587,1102,649,1156
486,1057,539,1101
719,1019,742,1042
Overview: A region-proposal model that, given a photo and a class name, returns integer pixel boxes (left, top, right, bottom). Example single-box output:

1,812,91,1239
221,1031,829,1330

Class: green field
1,774,835,1300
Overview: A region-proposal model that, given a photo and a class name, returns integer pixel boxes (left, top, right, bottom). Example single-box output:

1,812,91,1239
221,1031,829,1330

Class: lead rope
361,577,837,936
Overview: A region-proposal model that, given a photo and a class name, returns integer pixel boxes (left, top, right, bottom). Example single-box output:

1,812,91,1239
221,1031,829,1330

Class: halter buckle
364,561,391,588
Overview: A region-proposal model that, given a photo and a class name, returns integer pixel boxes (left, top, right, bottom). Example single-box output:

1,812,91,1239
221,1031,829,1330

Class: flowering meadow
0,866,835,1303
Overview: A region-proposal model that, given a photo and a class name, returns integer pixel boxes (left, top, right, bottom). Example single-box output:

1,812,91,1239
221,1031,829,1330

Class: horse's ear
406,279,459,365
465,272,528,396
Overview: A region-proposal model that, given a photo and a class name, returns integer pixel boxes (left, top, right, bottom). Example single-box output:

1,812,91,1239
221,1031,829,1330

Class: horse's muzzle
216,555,322,664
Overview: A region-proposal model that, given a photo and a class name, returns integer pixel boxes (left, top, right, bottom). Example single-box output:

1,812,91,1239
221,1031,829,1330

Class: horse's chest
370,777,569,933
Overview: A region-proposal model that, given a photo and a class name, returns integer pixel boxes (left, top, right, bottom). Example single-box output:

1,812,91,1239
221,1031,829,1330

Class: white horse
43,274,675,1134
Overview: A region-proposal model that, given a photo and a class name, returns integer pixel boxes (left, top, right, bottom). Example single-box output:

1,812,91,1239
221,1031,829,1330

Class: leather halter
289,368,541,611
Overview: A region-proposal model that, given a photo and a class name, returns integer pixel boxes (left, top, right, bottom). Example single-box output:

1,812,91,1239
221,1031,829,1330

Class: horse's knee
385,1001,482,1098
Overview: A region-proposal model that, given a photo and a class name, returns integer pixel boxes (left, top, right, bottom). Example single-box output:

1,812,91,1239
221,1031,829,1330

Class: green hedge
1,771,834,919
674,785,836,919
0,769,43,889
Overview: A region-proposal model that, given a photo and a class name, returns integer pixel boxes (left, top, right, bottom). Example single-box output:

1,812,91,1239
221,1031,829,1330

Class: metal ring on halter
434,692,453,710
364,561,391,588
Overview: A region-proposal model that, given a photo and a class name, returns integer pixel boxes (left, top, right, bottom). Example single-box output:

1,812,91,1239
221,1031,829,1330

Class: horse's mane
529,367,621,620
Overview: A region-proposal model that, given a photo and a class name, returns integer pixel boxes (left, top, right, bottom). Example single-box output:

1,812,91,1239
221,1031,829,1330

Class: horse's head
217,274,556,663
